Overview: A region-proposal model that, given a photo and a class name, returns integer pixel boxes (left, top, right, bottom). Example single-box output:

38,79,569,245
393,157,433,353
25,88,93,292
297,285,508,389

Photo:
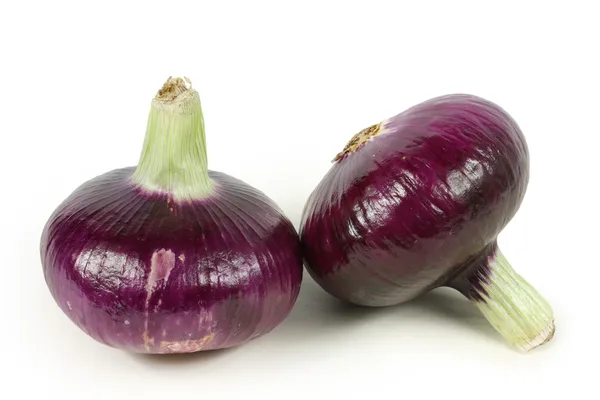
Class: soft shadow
407,287,503,343
273,275,378,336
128,344,240,367
129,277,505,366
272,195,503,347
273,274,503,347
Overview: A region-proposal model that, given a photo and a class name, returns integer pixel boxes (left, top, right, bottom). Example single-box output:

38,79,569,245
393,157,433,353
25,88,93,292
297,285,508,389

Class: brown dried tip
333,123,382,162
156,76,192,102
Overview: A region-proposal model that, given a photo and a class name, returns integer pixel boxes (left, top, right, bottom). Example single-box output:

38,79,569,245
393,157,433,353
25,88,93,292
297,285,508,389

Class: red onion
41,77,303,354
300,94,554,351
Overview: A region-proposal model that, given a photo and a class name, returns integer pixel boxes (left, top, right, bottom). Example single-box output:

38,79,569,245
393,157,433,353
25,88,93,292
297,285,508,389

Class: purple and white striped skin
300,94,554,351
40,78,303,354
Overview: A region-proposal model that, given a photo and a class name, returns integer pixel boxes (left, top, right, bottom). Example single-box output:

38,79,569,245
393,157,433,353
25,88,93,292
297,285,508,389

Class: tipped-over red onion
41,77,303,354
300,94,554,351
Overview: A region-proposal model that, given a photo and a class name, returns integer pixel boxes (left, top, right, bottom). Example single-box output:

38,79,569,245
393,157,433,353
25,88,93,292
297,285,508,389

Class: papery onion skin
300,94,528,306
41,77,303,354
41,169,302,353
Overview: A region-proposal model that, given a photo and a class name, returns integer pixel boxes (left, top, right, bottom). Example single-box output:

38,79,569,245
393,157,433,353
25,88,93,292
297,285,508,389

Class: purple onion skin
41,168,303,353
300,94,528,306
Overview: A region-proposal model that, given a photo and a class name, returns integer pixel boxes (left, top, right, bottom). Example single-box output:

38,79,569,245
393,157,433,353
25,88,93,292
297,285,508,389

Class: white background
1,1,598,398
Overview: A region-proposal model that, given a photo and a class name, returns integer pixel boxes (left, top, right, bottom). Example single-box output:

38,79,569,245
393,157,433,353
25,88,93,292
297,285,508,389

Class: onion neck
449,242,555,352
132,77,214,201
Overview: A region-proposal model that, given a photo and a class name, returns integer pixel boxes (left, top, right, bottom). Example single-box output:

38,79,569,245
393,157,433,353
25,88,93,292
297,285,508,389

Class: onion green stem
132,77,214,201
466,247,555,351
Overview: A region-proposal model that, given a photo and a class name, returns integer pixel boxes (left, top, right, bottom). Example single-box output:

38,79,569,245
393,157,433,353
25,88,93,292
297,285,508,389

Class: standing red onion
300,94,554,351
41,77,303,354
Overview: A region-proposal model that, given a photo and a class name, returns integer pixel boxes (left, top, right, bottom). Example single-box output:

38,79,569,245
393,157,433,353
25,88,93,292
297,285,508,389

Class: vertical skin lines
300,94,553,350
41,77,302,354
302,94,528,302
41,169,303,354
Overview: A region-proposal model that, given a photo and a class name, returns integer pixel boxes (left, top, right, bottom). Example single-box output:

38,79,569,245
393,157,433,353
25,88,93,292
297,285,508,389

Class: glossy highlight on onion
300,94,554,351
41,77,303,354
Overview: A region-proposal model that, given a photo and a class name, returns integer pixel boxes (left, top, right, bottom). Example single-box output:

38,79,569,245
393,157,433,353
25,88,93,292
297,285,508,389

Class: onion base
333,122,382,161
